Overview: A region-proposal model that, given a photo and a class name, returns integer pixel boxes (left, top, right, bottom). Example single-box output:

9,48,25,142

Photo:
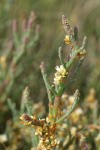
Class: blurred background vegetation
0,0,100,149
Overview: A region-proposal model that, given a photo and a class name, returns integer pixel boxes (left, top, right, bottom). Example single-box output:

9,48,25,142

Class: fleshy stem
52,96,62,122
40,62,57,115
58,46,65,68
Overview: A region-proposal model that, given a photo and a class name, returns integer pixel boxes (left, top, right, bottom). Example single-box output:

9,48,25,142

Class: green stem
58,46,65,67
93,101,98,124
80,36,87,51
40,62,57,115
53,96,62,122
13,32,20,48
7,98,17,121
40,62,56,101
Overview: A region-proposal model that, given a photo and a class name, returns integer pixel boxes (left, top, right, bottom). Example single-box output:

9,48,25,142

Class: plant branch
40,62,57,102
58,46,65,67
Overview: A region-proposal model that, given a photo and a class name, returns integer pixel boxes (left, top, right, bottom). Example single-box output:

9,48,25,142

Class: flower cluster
54,65,68,85
20,114,60,150
36,124,60,150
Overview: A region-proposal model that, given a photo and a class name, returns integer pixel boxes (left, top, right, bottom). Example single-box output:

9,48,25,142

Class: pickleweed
20,14,88,150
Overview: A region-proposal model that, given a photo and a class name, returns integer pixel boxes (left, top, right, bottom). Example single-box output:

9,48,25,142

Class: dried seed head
74,89,80,100
27,11,36,29
21,86,31,104
74,26,78,42
62,15,70,34
20,114,32,122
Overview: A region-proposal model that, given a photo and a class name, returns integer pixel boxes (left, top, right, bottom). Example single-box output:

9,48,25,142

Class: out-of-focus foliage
0,11,41,129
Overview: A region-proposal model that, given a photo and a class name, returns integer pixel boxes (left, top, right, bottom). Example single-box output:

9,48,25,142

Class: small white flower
54,75,62,85
68,96,75,105
55,65,66,76
75,108,83,115
70,127,77,136
0,134,8,143
54,65,68,85
39,138,43,144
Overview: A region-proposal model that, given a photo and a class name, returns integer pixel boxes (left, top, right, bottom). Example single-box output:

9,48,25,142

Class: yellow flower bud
70,127,77,136
64,35,71,44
